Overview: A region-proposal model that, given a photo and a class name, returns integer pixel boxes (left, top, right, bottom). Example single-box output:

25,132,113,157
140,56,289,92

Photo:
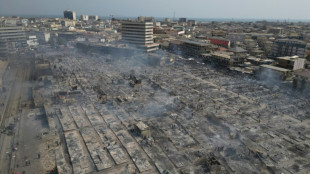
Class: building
121,20,159,52
187,20,197,27
21,19,28,27
210,47,247,67
259,64,292,81
293,70,310,92
275,56,305,70
27,30,51,44
0,26,27,57
166,29,184,37
4,18,21,27
179,18,187,23
61,20,76,27
271,39,306,58
64,10,76,20
155,22,161,27
138,16,155,22
134,121,151,137
247,57,274,65
27,35,39,47
165,18,171,23
209,37,231,48
80,15,89,21
168,40,183,55
88,15,98,21
181,40,211,58
267,27,284,35
212,30,226,37
227,33,246,44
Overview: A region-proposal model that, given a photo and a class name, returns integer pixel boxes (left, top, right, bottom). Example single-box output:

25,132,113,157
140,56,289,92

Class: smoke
256,68,284,90
24,35,310,174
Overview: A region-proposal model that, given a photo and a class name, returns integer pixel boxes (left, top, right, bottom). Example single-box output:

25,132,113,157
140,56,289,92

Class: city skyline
1,0,310,20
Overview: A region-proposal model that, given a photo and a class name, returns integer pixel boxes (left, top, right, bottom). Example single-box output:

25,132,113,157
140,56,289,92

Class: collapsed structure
17,46,309,174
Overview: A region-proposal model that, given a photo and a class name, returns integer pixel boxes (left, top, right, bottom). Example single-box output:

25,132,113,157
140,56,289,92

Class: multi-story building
61,20,76,27
0,26,27,57
64,10,76,20
210,47,247,67
121,20,159,52
275,56,305,70
271,39,306,58
209,37,231,48
179,18,187,23
181,40,211,58
187,20,197,27
89,15,98,21
27,30,50,44
80,15,89,21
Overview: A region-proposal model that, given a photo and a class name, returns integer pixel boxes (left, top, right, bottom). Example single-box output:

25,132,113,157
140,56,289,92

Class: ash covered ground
1,48,310,174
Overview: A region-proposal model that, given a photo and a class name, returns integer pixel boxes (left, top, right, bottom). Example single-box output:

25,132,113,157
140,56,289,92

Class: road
0,57,34,174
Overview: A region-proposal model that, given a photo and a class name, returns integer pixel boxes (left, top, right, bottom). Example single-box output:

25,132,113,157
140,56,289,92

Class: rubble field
35,50,310,174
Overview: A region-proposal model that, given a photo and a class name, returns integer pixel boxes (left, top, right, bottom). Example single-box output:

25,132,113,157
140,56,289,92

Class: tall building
271,39,306,58
64,10,76,20
88,15,98,21
0,26,27,58
165,18,171,23
121,20,159,52
187,20,197,26
80,14,89,21
179,18,187,23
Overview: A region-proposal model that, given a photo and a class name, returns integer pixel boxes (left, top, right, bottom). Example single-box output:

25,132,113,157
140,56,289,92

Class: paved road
0,57,36,174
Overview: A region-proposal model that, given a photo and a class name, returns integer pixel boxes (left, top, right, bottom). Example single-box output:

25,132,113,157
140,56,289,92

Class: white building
121,20,158,52
80,15,89,21
27,35,39,47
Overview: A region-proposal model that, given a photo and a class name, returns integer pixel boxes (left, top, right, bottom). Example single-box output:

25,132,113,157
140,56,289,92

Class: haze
1,0,309,20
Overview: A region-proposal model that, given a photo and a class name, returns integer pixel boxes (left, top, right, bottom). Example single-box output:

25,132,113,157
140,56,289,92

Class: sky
0,0,309,20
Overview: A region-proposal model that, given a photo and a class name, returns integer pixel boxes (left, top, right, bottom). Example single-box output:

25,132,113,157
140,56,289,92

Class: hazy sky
1,0,309,19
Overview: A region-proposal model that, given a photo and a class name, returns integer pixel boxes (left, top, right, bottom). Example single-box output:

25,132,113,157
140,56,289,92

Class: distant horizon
1,14,310,23
2,0,310,21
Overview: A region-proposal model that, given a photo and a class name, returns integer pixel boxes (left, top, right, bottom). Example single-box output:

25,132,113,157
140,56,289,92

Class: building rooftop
260,64,291,72
209,36,230,42
276,56,300,61
276,39,306,44
181,39,210,47
211,52,234,59
228,47,247,53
